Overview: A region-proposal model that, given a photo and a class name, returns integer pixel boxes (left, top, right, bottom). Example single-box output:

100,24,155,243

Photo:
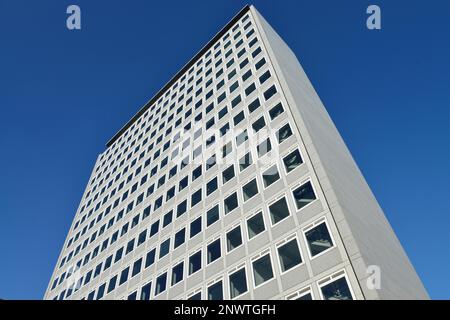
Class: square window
174,228,186,248
192,165,202,181
179,176,188,191
222,142,232,158
150,221,159,237
269,102,284,120
155,273,167,295
239,152,252,172
248,98,260,113
188,292,201,300
283,149,303,173
159,239,170,258
233,111,245,126
208,281,223,300
252,116,266,133
191,189,202,207
222,165,235,184
219,106,228,119
321,276,353,300
257,138,272,157
207,239,221,264
242,179,258,201
177,200,187,217
277,238,302,272
252,254,274,286
259,70,271,84
190,217,202,238
269,197,290,225
138,230,147,246
189,251,202,275
107,275,117,293
305,222,334,257
226,226,242,252
224,192,238,214
207,205,220,226
145,248,155,268
229,268,248,299
220,123,230,137
119,267,130,286
207,177,218,196
206,154,216,170
264,85,277,100
236,129,248,146
163,210,173,227
245,83,256,96
171,262,184,286
292,181,317,210
247,212,265,239
277,123,293,143
132,258,142,277
140,282,151,300
262,165,280,188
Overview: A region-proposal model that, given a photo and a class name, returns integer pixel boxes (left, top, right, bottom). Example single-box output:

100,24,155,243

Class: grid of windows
46,8,351,302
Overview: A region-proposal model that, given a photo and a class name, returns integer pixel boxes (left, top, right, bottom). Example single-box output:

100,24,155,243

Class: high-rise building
44,5,428,300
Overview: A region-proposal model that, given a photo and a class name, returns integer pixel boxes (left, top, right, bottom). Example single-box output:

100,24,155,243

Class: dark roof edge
106,4,251,147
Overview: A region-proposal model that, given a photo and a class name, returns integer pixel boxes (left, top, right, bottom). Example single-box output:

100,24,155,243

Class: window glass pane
229,268,248,299
207,239,221,264
283,149,303,173
269,102,284,120
264,85,277,100
188,292,202,300
242,179,258,201
207,177,218,196
207,205,220,226
292,181,316,210
252,117,266,133
132,258,142,277
277,239,302,272
208,281,223,300
222,165,235,184
119,267,129,285
174,228,186,248
190,217,202,238
247,212,265,239
159,239,170,258
107,275,117,293
226,226,242,251
321,277,353,300
145,248,155,268
305,222,334,256
262,165,280,187
155,273,167,295
239,152,252,171
171,262,184,286
296,292,313,300
257,138,272,157
163,210,173,227
191,189,202,207
140,282,151,300
277,123,293,143
189,251,202,275
252,254,274,286
269,197,290,224
224,192,238,214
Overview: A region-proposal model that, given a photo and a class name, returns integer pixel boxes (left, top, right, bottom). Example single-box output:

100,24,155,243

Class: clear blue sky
0,0,449,300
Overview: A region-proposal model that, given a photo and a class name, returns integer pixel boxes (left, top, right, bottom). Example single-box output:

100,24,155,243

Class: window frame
251,250,275,289
275,234,305,275
302,217,336,260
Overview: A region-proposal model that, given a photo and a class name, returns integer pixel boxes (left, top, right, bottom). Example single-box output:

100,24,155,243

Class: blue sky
0,0,449,299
